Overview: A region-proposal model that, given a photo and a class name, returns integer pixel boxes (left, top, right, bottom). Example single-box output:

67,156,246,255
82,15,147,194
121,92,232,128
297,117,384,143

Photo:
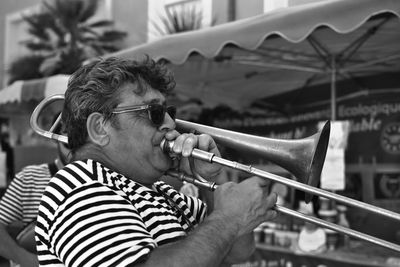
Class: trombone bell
176,119,331,203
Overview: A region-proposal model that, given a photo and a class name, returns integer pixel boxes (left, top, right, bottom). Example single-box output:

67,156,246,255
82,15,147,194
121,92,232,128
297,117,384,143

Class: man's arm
135,178,277,267
0,223,38,267
134,210,239,267
223,233,256,265
138,221,256,267
198,170,257,265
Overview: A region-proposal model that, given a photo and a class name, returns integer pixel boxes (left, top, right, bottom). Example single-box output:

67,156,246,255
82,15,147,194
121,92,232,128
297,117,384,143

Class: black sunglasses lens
149,105,176,126
167,106,176,121
149,105,165,125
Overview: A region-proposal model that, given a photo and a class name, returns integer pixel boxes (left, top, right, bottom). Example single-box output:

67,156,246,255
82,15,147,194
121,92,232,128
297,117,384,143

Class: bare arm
0,223,38,267
200,170,256,265
134,177,277,267
223,233,256,265
135,211,238,267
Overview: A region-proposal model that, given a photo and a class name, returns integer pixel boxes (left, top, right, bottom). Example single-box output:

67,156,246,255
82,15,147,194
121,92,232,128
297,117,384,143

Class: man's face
105,83,176,185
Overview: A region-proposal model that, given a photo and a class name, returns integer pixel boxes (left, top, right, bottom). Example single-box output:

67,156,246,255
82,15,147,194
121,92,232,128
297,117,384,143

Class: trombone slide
167,170,400,253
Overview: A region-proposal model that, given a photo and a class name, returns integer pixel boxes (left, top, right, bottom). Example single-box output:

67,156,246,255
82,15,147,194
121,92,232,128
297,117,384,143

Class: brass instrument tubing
276,205,400,252
169,170,400,253
190,148,400,223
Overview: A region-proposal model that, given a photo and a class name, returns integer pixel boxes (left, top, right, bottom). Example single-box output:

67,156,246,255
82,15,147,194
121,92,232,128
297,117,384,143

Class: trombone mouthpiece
160,139,182,161
160,139,174,153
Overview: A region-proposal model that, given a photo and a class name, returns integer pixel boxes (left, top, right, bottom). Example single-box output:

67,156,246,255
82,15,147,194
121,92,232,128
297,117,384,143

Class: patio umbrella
105,0,400,120
0,75,69,115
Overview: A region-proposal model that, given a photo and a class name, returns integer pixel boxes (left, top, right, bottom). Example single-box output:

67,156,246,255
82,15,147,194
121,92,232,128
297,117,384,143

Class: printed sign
206,92,400,164
374,173,400,199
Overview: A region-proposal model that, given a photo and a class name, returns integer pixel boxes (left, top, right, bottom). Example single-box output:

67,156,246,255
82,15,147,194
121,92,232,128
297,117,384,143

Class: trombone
31,94,400,253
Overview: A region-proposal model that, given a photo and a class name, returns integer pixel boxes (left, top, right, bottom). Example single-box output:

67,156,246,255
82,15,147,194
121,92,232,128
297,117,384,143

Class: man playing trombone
35,56,278,267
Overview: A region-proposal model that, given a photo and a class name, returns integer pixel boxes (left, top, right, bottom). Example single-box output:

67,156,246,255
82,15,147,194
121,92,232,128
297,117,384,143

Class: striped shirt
0,163,52,226
35,159,207,267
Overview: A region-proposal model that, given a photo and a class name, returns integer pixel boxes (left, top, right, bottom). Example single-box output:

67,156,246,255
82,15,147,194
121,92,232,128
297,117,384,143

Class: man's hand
164,131,222,180
213,176,278,236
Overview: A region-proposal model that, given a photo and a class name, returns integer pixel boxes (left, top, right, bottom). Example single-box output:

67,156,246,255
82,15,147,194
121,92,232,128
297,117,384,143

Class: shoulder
60,159,121,185
38,160,120,222
14,163,51,183
17,163,50,176
50,159,126,194
52,159,97,187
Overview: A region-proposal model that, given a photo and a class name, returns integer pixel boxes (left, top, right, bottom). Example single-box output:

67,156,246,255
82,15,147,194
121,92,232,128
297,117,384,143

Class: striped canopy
0,75,69,106
106,0,400,114
0,75,69,116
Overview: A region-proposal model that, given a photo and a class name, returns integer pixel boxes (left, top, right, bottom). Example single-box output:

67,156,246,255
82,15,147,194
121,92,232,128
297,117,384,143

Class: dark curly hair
62,56,176,152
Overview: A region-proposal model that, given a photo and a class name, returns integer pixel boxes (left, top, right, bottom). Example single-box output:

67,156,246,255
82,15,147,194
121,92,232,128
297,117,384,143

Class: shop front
204,90,400,266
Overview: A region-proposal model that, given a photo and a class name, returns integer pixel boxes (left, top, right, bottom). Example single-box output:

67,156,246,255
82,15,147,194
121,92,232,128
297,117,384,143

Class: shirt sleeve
45,182,156,267
180,193,207,225
0,173,24,225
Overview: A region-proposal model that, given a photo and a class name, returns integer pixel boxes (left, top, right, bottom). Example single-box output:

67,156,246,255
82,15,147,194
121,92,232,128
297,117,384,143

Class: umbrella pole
331,58,337,121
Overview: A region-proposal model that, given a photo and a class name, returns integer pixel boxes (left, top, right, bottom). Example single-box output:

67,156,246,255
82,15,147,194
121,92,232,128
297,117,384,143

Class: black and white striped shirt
0,163,52,226
35,159,207,267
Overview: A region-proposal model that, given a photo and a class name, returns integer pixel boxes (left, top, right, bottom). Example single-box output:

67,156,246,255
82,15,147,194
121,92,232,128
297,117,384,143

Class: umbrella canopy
0,75,69,115
0,75,69,105
106,0,400,117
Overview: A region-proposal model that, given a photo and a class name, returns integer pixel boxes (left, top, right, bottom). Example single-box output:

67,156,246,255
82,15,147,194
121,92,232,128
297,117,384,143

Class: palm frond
153,4,215,36
150,18,169,36
86,20,115,28
77,0,98,23
22,12,54,41
21,41,54,51
78,26,101,37
89,43,119,53
98,30,127,42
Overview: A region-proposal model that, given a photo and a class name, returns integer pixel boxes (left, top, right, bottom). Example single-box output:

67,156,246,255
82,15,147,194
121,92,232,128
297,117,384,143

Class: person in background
35,56,278,267
0,126,14,187
0,117,70,267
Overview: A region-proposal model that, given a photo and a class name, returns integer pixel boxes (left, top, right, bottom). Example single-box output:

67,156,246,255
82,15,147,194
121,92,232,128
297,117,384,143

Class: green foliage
7,55,46,85
152,4,216,36
8,0,127,81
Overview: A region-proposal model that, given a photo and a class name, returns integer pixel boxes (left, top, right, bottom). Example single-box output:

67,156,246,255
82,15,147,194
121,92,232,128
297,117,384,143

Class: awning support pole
331,57,336,121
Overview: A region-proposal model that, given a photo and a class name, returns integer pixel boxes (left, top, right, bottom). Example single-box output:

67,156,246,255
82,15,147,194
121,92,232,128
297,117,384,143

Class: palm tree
152,4,217,36
8,0,127,81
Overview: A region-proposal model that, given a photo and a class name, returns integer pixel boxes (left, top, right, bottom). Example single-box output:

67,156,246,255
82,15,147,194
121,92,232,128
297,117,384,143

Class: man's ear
86,112,110,146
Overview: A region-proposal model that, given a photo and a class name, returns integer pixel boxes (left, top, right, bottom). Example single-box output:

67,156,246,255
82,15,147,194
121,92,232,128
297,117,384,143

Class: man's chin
157,155,174,172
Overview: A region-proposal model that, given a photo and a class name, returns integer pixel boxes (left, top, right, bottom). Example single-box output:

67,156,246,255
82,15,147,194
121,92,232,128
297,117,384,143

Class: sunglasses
112,103,176,126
